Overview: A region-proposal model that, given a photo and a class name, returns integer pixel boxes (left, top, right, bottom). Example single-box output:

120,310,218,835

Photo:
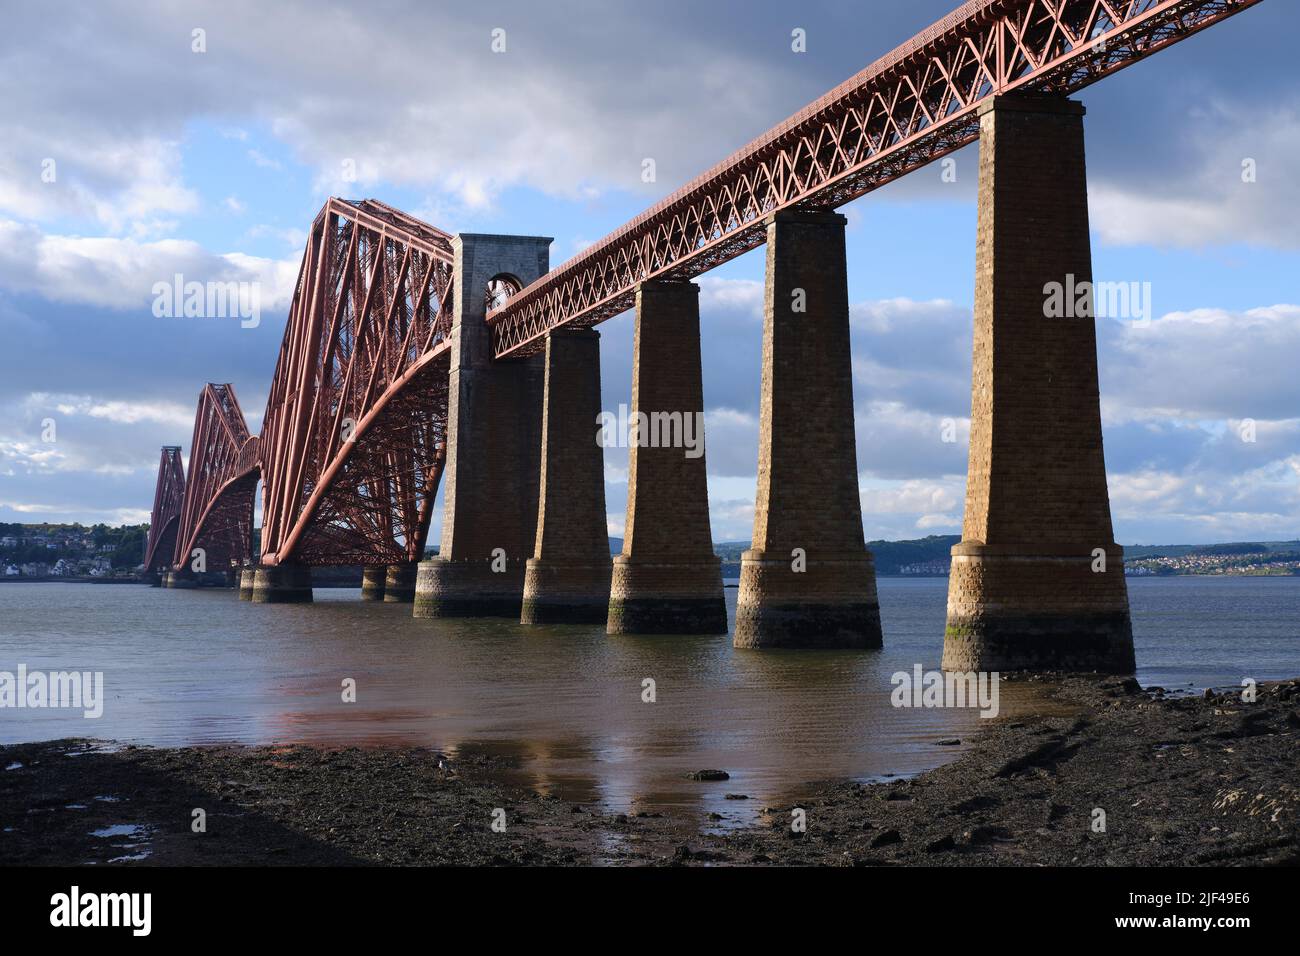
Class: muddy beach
2,676,1296,866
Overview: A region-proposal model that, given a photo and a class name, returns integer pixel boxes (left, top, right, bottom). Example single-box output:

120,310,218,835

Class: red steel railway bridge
147,0,1266,671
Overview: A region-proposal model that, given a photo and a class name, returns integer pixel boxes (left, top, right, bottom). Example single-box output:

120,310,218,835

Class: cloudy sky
1,0,1296,546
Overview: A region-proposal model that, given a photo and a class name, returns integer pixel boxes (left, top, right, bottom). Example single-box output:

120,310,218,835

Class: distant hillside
6,525,1295,579
707,536,1300,578
712,535,960,577
867,535,961,574
1122,540,1300,559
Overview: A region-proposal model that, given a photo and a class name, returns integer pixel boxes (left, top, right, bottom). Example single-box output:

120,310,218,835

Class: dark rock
871,829,903,848
952,794,1001,813
965,825,1013,845
689,769,730,781
924,835,956,853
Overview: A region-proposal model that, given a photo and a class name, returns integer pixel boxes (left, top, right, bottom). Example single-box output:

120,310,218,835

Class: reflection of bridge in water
145,0,1266,674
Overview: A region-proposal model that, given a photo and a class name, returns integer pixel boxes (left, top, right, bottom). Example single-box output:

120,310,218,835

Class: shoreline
3,572,1298,586
2,676,1296,866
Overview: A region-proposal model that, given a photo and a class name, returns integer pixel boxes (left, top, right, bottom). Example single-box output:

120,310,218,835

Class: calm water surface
1,577,1295,819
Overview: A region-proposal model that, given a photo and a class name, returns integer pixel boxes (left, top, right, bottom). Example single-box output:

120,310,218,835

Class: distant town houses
1123,550,1300,577
897,560,951,576
0,522,148,579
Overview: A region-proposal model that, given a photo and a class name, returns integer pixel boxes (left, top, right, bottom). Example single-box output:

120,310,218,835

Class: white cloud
861,479,963,517
698,277,763,313
0,137,199,234
246,149,281,170
1102,305,1300,423
0,0,821,231
1089,102,1300,249
0,219,298,312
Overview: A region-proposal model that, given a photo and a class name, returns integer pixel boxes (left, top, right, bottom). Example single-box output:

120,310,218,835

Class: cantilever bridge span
148,0,1266,671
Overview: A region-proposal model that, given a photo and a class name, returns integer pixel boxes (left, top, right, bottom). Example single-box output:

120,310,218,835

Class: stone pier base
523,560,612,625
251,563,313,604
607,558,727,634
943,543,1134,673
238,567,255,601
383,563,417,603
165,570,197,589
734,551,881,649
361,566,387,602
414,560,526,618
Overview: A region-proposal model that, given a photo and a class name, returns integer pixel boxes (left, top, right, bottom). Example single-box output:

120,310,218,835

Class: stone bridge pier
414,233,549,619
606,281,727,635
734,210,882,649
943,94,1134,674
252,563,313,603
163,569,197,589
521,329,612,624
361,565,387,601
384,562,417,603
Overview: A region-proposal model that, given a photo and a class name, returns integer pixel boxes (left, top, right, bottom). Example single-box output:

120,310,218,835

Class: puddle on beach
88,823,155,863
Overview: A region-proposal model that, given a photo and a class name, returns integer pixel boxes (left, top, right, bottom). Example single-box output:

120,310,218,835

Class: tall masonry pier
413,233,549,619
521,329,613,624
943,94,1134,673
734,209,882,649
607,281,727,635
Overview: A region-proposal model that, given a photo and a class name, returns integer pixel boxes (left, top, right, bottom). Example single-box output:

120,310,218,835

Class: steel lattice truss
258,199,455,567
486,0,1265,358
174,384,259,572
161,0,1265,570
143,445,185,573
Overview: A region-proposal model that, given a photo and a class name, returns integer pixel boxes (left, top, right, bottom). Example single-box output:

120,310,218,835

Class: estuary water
0,577,1295,818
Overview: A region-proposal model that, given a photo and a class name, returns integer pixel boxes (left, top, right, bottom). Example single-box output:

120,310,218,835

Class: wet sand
2,676,1297,866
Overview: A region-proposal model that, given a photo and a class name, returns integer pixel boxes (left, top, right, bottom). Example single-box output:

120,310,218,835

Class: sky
1,0,1297,547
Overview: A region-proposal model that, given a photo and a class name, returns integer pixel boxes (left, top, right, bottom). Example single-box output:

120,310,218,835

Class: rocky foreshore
2,676,1296,866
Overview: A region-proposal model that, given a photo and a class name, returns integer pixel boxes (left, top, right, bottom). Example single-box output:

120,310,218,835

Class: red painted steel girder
487,0,1265,358
143,445,185,573
173,383,259,572
257,199,455,567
